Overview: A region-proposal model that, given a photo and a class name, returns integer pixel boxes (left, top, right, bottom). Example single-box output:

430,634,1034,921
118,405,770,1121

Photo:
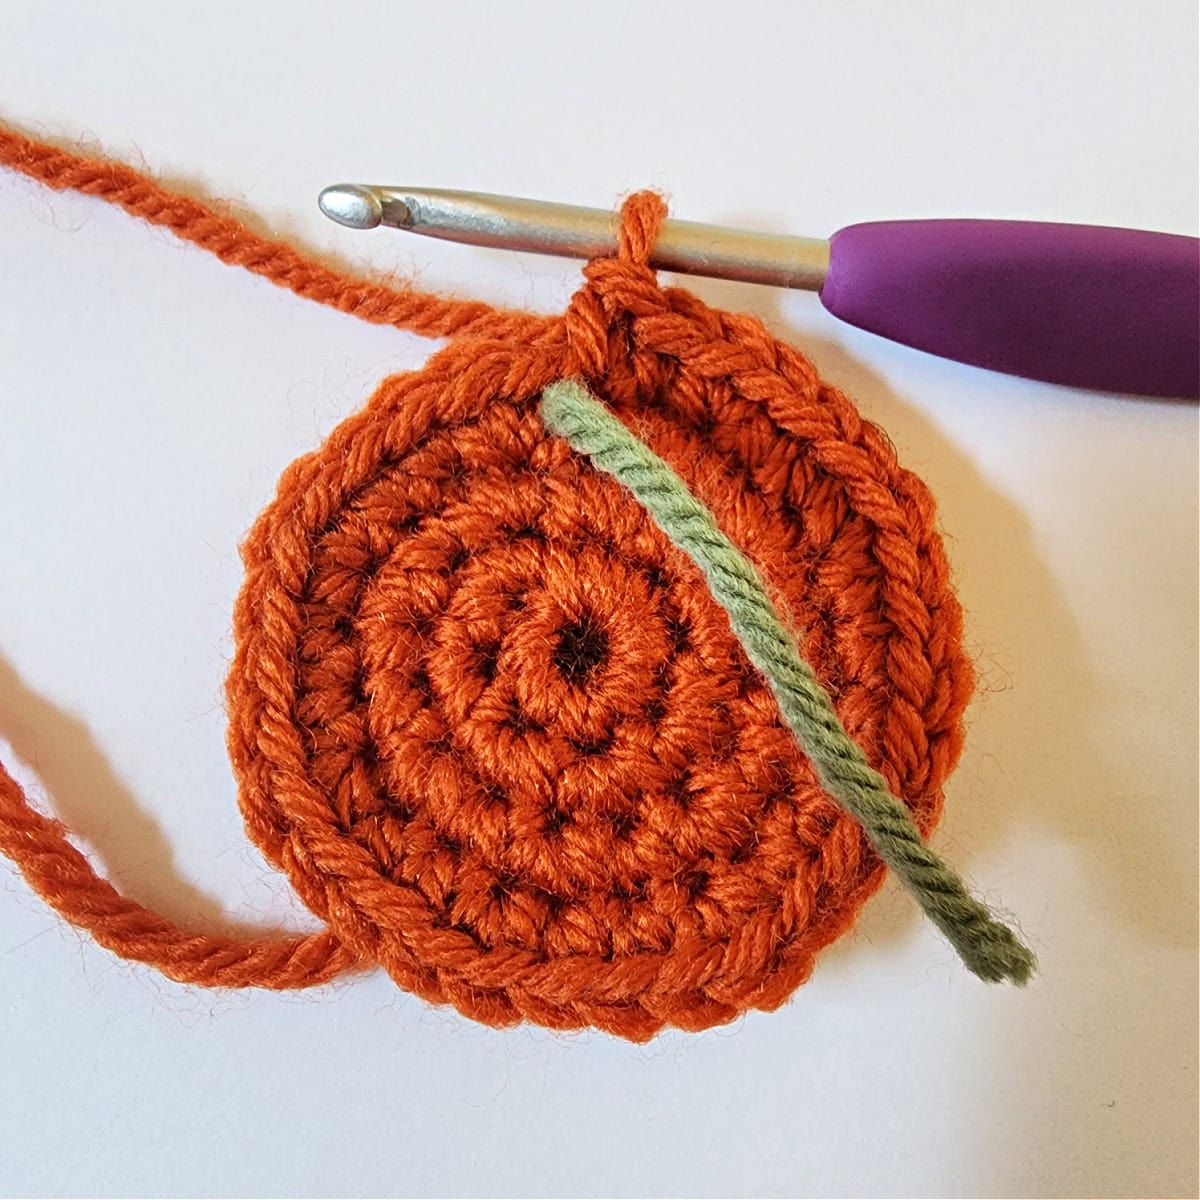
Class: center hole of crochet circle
552,615,609,683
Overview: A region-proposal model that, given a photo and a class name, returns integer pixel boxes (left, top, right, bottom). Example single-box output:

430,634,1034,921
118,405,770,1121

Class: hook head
318,184,386,230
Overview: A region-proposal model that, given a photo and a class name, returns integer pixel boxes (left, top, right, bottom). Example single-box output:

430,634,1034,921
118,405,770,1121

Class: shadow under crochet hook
318,184,1200,399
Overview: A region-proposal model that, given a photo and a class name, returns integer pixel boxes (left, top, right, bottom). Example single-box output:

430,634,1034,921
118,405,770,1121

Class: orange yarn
0,126,973,1039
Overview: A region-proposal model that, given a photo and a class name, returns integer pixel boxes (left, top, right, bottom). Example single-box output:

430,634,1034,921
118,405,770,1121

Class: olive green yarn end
541,379,1036,987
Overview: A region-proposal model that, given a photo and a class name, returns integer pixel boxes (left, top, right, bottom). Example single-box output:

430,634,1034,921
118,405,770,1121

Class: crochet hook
318,184,1200,398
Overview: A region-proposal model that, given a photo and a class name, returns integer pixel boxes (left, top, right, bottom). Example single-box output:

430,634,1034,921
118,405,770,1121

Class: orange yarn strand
0,760,353,987
0,124,976,1039
0,125,543,343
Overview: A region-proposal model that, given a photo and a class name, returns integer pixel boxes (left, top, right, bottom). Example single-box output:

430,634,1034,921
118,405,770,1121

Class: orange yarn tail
0,760,356,987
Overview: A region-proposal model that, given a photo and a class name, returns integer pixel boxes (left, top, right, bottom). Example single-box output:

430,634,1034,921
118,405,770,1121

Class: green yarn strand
541,379,1035,986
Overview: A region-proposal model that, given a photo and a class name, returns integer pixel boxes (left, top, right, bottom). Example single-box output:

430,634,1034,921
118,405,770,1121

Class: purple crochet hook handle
820,220,1199,397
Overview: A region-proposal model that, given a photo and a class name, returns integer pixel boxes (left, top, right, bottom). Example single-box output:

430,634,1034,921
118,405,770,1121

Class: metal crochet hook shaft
317,184,831,291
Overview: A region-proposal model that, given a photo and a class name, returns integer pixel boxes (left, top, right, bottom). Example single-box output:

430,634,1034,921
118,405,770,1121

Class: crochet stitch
0,125,1030,1039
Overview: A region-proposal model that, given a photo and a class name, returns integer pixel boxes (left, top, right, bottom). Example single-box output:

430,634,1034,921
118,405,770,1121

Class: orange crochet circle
224,196,972,1039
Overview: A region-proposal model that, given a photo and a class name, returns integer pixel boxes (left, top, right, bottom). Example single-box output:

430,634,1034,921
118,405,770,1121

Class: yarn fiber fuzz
0,127,983,1040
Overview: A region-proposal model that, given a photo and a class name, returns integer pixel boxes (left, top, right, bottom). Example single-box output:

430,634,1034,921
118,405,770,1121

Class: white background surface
0,4,1196,1197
